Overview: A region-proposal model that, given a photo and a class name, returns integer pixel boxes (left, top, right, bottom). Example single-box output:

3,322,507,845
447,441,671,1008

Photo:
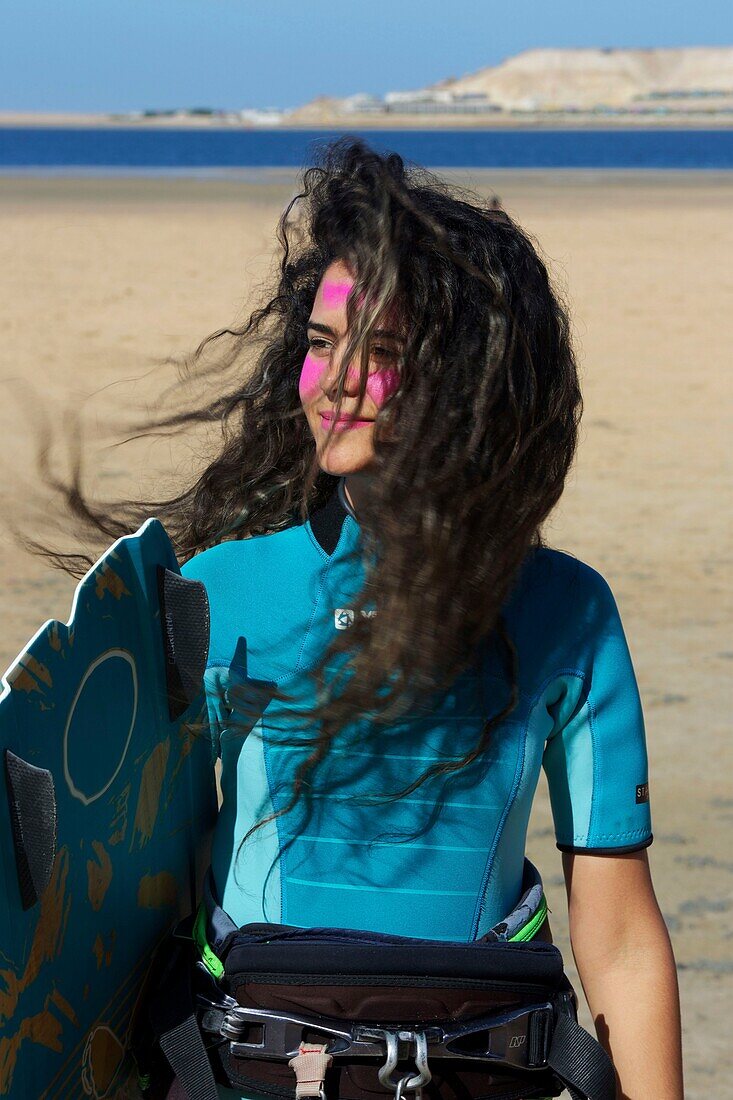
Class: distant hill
433,47,733,109
287,46,733,121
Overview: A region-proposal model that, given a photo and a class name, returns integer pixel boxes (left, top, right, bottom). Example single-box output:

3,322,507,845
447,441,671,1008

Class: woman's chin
316,447,374,477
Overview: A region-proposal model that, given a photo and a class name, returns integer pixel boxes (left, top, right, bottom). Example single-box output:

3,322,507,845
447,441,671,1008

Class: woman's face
299,259,401,476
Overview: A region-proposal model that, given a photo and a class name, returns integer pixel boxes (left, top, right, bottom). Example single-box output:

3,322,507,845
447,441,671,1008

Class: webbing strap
148,937,219,1100
288,1041,332,1098
546,1011,617,1100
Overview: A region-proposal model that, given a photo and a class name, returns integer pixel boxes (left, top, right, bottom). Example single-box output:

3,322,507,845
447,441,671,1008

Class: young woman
33,138,682,1098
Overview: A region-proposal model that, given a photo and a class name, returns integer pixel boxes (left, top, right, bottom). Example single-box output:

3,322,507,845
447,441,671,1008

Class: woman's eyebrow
307,320,401,341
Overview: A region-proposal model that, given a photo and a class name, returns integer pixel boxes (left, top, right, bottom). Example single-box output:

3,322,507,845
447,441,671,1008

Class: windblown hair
19,137,581,872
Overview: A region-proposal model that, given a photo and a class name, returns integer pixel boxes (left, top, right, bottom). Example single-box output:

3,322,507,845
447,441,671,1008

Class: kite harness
133,859,617,1100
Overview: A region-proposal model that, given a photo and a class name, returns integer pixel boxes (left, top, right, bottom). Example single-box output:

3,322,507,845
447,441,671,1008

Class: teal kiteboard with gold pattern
0,518,218,1098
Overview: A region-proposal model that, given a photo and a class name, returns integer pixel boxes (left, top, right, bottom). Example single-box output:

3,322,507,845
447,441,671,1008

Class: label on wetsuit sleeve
635,782,649,804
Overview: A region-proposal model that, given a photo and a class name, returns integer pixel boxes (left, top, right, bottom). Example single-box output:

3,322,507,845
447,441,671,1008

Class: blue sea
0,127,732,172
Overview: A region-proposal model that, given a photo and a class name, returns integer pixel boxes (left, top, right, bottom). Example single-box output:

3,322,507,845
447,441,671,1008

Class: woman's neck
338,476,357,519
340,471,373,521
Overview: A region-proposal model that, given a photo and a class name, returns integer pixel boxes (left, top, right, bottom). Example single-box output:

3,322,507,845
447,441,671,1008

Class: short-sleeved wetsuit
180,477,653,950
179,477,652,1099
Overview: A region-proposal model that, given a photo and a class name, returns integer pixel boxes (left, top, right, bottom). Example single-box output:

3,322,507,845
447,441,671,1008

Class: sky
0,0,730,113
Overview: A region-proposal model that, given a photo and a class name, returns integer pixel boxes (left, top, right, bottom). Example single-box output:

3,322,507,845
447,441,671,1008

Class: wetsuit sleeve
201,667,226,763
541,563,653,854
180,553,223,763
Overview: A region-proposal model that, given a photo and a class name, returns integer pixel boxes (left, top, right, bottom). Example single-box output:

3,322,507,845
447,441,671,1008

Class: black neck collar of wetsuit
308,477,356,556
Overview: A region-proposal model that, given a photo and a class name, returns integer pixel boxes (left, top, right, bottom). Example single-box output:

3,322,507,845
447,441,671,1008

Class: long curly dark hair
17,136,581,867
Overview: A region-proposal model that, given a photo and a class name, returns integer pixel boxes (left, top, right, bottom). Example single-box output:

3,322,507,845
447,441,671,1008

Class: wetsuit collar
337,476,358,520
308,477,357,557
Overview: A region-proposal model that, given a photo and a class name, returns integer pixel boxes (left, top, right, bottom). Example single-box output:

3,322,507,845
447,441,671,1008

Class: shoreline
2,115,733,131
1,165,729,173
0,169,728,216
1,167,732,191
0,170,730,211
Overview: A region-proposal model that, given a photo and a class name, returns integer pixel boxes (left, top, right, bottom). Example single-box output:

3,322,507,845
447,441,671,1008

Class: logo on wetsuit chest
334,608,377,630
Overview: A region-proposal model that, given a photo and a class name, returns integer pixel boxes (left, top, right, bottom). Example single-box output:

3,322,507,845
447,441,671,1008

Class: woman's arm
562,849,683,1099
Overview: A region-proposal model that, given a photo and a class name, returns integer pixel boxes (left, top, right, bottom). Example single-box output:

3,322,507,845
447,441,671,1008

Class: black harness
132,862,617,1100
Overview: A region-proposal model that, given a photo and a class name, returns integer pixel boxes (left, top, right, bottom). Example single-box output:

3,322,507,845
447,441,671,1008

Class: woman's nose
321,352,363,398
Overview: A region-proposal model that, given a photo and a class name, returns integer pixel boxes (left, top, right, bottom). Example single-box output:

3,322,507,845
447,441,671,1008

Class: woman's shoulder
512,545,617,610
179,519,314,584
179,536,248,580
504,546,626,681
178,522,325,669
179,537,246,587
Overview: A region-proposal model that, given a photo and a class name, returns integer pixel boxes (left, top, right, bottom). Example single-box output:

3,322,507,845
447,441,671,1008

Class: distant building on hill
342,89,501,115
239,108,285,126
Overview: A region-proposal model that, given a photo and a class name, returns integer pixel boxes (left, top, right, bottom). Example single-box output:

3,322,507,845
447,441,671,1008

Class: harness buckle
200,999,555,1074
370,1028,431,1097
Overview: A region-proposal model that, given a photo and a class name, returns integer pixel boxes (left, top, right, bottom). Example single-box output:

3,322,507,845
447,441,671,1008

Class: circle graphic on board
63,648,138,805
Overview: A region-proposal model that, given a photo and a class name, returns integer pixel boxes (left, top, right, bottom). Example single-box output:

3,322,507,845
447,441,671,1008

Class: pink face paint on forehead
321,278,369,310
321,280,353,308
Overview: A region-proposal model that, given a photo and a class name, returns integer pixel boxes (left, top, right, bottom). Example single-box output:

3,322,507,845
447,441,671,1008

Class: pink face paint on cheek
298,352,325,403
366,367,400,407
343,364,399,407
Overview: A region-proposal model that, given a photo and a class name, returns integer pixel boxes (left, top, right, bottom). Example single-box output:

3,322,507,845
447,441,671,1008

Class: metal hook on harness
394,1074,423,1100
375,1029,431,1097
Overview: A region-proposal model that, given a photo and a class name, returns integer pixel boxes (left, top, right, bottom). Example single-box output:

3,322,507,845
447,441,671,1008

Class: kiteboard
0,518,218,1098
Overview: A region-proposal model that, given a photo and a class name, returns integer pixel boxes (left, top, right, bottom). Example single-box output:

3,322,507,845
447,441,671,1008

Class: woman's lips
319,412,373,432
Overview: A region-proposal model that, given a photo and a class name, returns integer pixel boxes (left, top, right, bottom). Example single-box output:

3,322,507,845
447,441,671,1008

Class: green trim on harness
192,890,548,983
509,893,548,943
193,900,225,979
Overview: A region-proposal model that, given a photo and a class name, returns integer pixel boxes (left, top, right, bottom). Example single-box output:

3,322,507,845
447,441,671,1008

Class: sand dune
440,46,733,108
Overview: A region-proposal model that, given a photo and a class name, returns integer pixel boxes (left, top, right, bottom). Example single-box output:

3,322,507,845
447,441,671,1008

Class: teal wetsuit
180,478,652,1099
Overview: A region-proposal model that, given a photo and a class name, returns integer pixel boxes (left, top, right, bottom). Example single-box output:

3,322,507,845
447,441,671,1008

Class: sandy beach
0,169,730,1095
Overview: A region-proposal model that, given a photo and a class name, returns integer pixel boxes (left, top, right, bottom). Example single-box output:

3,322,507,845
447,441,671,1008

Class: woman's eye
307,337,397,362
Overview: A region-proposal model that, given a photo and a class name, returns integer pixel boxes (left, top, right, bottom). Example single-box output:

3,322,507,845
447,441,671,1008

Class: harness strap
288,1041,333,1098
146,932,219,1100
546,1010,617,1100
